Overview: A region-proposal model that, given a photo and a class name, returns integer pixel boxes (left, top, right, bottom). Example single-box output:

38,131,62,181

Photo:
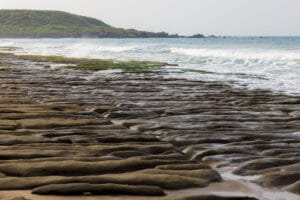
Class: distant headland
0,9,216,38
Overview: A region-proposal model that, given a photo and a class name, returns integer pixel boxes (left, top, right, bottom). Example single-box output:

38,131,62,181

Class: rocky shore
0,52,299,200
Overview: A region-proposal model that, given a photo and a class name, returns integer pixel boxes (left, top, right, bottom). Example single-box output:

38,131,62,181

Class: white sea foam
219,171,300,200
0,40,15,47
222,172,261,181
12,42,137,58
292,132,300,136
67,43,136,53
1,37,300,96
170,47,300,60
169,47,300,71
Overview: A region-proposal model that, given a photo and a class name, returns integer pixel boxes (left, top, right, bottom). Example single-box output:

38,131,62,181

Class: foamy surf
1,37,300,95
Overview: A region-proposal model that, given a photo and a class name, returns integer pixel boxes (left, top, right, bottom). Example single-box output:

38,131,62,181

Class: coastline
0,52,299,200
2,37,300,96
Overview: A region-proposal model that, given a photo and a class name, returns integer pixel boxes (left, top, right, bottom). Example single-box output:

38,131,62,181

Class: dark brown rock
32,183,165,196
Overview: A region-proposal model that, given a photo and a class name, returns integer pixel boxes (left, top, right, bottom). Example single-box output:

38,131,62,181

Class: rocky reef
0,52,299,200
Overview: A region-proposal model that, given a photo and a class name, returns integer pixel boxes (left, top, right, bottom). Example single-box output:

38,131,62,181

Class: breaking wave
1,37,300,95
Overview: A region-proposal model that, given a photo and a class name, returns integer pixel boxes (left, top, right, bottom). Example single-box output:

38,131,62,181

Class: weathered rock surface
9,197,26,200
32,183,166,196
0,53,299,199
284,181,300,194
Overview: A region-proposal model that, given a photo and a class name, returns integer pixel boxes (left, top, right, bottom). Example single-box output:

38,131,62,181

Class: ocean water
1,37,300,95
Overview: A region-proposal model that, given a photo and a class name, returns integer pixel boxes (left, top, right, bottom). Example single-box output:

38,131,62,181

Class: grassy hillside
0,10,173,38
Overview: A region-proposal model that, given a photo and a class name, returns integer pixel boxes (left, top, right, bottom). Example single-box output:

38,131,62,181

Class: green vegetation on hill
0,10,175,38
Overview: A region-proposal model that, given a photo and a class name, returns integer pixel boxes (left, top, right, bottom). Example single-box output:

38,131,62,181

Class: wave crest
170,47,300,60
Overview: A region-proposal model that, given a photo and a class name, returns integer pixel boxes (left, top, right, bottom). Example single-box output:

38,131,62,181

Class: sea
1,37,300,96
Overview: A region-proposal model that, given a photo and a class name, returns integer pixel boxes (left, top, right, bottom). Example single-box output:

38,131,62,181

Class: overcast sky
0,0,299,36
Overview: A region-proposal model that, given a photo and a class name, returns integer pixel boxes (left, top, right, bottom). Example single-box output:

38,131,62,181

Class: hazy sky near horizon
0,0,299,36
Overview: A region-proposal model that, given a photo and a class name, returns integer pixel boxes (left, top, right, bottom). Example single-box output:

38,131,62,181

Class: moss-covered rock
16,54,169,73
